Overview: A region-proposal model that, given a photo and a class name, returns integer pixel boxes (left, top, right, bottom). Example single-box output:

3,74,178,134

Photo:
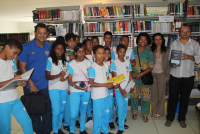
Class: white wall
18,22,36,40
0,20,19,33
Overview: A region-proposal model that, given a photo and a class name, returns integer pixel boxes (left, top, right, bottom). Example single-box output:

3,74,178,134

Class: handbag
137,47,153,85
74,60,90,92
21,92,48,115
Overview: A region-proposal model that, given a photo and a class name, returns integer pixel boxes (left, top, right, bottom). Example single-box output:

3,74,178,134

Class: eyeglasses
180,30,190,33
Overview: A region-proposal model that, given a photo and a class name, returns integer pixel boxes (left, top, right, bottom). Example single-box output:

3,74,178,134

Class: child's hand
130,87,134,92
13,75,22,80
17,82,27,87
133,73,142,80
69,55,75,61
120,89,127,97
59,71,66,77
106,83,114,89
60,77,67,82
82,86,88,91
114,83,120,89
30,86,39,93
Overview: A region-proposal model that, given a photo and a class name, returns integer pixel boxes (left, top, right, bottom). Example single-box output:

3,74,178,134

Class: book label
159,16,174,22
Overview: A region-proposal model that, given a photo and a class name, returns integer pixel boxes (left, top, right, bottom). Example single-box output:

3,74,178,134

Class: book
49,72,69,86
124,80,135,94
107,74,126,85
170,50,182,67
0,68,34,91
65,49,75,57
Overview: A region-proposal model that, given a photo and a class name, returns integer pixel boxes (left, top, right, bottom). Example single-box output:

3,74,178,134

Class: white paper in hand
125,80,135,94
49,72,69,86
85,120,93,130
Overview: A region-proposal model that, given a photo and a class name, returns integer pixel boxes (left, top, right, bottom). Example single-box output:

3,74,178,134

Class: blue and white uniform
0,59,33,134
111,47,135,61
88,62,110,134
111,59,132,131
67,59,91,133
46,57,68,133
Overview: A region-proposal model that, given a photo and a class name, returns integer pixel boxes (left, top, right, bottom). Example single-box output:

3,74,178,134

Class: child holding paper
46,40,68,134
110,44,134,134
0,38,33,134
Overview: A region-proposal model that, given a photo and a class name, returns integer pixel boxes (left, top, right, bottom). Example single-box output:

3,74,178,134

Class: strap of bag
75,60,89,81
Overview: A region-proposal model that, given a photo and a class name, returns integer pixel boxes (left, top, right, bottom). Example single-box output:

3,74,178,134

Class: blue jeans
24,87,52,134
70,92,90,133
49,89,67,133
93,97,109,134
0,98,33,134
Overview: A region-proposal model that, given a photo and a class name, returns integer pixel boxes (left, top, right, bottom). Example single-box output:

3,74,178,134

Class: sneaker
80,130,88,134
87,117,92,122
124,124,129,129
63,126,70,132
109,122,115,130
179,121,187,128
116,130,123,134
115,117,118,123
76,120,80,128
58,129,65,134
165,120,172,127
101,132,114,134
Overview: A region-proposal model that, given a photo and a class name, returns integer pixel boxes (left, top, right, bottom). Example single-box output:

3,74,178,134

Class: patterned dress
130,47,154,115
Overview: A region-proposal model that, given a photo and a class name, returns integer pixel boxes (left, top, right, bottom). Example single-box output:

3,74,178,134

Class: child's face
66,38,75,49
103,35,112,47
105,50,111,61
120,37,129,48
55,44,64,58
75,46,85,61
5,46,21,60
75,37,80,44
92,38,99,48
85,40,93,52
94,48,105,63
117,48,126,60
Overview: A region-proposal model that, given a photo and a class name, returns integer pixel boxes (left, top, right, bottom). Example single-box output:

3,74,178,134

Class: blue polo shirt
18,39,51,89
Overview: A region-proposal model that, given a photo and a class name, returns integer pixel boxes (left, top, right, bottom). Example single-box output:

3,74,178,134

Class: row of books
32,9,79,21
133,19,182,33
167,2,187,16
0,33,29,43
187,6,200,18
84,21,132,35
183,22,200,32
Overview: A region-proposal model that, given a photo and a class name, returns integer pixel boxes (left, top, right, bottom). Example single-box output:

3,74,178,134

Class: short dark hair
35,23,48,32
83,39,92,47
104,31,112,38
50,40,67,66
75,35,79,38
65,33,76,42
91,36,99,41
120,35,129,41
74,43,84,58
117,44,127,51
93,45,105,54
3,38,23,51
104,46,111,52
179,24,191,32
56,36,65,42
136,33,151,45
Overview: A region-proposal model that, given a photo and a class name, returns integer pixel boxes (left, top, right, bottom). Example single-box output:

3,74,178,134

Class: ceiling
0,0,189,22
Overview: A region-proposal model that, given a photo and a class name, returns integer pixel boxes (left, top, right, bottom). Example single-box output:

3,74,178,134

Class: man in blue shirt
18,23,52,134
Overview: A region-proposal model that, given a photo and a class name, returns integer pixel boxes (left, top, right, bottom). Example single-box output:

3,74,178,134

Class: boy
111,44,133,134
0,38,33,134
91,36,99,48
103,31,113,49
89,45,114,134
111,35,135,66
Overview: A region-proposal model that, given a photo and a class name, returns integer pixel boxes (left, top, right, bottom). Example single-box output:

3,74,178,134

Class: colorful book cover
65,49,75,57
107,74,126,85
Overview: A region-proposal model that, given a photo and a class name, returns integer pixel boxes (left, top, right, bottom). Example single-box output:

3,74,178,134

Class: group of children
0,31,136,134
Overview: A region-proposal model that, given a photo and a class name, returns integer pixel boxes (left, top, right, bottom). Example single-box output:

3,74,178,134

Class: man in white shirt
165,25,200,128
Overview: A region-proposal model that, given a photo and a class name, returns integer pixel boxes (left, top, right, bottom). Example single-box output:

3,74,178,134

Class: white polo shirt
111,47,135,61
88,62,109,100
0,59,18,103
46,57,68,90
110,58,132,90
67,59,91,92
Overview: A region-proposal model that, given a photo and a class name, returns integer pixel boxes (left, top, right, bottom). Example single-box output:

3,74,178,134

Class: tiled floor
11,87,200,134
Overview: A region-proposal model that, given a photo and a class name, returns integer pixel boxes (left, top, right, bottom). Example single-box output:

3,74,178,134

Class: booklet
0,68,34,91
124,80,135,94
65,49,75,57
170,50,182,67
107,74,126,85
49,72,69,86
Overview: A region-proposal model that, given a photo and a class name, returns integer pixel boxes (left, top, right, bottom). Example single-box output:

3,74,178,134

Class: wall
0,20,19,33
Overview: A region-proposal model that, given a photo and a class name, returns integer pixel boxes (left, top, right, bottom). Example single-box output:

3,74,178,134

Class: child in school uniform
63,33,80,131
103,31,113,49
0,38,33,134
111,44,134,134
46,40,68,134
89,45,114,134
91,36,99,48
67,43,91,134
103,47,115,130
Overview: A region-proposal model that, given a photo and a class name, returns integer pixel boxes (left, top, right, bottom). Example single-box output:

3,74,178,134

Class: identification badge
63,66,67,71
126,66,129,72
126,56,129,60
12,66,14,74
87,68,89,74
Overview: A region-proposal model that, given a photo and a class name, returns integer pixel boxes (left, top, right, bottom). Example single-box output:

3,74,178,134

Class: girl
103,47,115,130
46,40,68,134
67,43,91,134
151,33,170,119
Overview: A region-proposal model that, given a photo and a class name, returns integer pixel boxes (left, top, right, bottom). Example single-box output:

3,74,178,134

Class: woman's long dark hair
50,40,67,65
151,33,167,53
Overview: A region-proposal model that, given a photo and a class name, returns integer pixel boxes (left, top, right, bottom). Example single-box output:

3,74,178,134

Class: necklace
156,53,162,59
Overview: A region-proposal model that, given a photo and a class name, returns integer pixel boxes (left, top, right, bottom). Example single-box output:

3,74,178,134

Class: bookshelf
32,6,83,42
